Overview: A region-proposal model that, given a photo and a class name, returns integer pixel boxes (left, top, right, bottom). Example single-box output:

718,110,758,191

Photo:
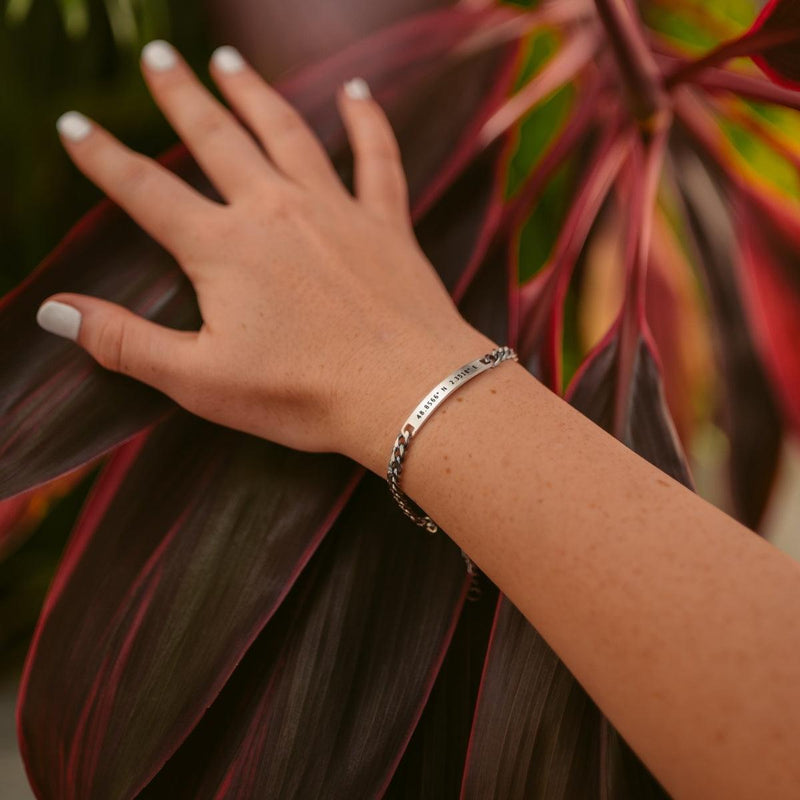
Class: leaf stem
592,0,668,124
666,27,800,88
694,68,800,112
613,123,669,438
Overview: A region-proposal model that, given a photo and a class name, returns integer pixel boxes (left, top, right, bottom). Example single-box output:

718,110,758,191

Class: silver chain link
386,345,518,578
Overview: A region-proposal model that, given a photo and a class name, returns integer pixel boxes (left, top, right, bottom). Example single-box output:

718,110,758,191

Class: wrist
333,321,500,476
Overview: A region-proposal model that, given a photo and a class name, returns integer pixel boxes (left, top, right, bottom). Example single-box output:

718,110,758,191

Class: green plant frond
4,0,171,49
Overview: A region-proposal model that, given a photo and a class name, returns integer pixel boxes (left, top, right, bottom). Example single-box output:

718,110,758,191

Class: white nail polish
212,45,245,74
344,77,371,100
36,301,82,341
142,39,177,72
56,111,92,142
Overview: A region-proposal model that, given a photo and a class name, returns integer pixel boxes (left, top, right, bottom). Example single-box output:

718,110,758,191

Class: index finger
55,110,220,264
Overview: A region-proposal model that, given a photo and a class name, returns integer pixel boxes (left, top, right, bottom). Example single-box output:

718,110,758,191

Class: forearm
350,328,800,800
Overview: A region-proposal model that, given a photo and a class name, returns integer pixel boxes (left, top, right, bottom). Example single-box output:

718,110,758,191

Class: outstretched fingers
140,40,278,202
208,45,342,191
337,79,410,225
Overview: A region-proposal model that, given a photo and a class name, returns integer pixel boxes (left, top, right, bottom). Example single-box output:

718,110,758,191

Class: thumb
36,294,199,396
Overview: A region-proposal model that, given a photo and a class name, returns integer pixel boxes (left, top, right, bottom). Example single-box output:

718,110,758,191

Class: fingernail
36,301,82,341
142,39,177,72
343,78,371,100
212,45,245,74
56,111,92,142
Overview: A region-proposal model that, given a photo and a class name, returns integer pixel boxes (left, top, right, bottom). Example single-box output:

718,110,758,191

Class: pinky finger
36,294,199,402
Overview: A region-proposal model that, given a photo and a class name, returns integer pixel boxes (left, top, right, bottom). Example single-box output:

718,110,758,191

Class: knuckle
363,132,401,163
93,318,127,373
193,111,229,143
117,154,152,190
268,107,305,140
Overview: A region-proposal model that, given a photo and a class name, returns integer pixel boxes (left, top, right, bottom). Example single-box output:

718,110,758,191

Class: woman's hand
37,40,496,474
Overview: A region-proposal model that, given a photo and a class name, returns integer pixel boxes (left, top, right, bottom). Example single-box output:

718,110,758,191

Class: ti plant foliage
4,0,171,49
2,0,800,796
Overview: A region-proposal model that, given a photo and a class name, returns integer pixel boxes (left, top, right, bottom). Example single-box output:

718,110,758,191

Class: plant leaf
461,597,605,799
0,4,522,502
731,187,800,434
746,0,800,89
208,0,475,82
137,472,469,799
385,584,499,800
18,414,363,799
517,128,632,391
672,148,783,528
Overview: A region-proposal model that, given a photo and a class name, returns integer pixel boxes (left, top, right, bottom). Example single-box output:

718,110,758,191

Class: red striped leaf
732,188,800,434
18,415,362,799
673,149,783,528
747,0,800,90
385,584,498,799
137,473,470,799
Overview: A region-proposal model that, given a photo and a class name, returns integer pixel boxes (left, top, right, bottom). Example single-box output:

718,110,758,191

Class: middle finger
140,40,278,203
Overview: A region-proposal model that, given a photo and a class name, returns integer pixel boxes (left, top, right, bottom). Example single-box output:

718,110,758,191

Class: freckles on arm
387,357,800,800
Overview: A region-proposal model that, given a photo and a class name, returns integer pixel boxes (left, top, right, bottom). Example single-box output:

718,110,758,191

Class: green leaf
716,113,800,201
517,159,578,284
641,0,757,53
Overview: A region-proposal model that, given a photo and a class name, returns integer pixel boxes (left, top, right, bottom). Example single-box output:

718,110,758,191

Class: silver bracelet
386,345,519,575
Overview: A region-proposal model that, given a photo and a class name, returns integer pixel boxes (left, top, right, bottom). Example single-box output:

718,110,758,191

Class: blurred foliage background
0,0,214,677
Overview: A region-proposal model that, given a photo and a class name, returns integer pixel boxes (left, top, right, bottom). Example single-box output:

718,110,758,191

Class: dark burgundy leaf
138,472,469,799
206,0,456,79
568,329,694,490
731,189,800,437
416,137,509,296
673,149,782,528
461,598,603,799
747,0,800,90
18,413,362,799
0,5,521,502
385,584,498,800
0,148,206,500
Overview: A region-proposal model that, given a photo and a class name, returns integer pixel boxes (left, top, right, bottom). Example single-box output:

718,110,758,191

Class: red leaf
516,126,632,390
137,474,470,799
385,584,498,799
461,597,605,799
733,189,800,434
18,415,362,799
0,4,521,502
674,150,783,528
747,0,800,89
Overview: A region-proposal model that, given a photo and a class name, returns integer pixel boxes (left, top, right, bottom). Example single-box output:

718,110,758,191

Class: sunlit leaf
746,0,800,89
642,0,757,54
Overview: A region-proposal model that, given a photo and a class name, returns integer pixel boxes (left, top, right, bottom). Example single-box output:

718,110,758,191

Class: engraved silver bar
400,354,496,438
